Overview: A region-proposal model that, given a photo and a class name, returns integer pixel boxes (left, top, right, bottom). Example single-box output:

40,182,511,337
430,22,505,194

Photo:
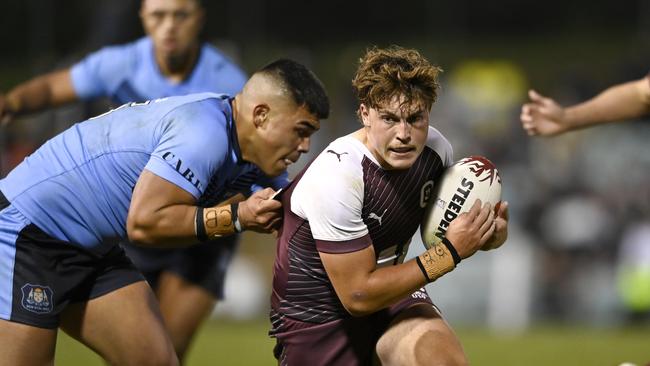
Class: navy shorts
120,234,238,299
0,194,144,329
271,288,436,366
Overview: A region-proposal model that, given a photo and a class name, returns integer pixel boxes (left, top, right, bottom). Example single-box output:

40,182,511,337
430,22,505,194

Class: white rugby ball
421,155,502,249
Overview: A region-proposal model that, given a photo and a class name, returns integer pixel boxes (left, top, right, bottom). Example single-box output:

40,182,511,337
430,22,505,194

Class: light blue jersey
70,37,247,104
0,93,285,254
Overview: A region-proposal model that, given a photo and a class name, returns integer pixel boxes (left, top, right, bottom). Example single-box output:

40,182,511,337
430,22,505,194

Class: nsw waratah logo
21,284,54,314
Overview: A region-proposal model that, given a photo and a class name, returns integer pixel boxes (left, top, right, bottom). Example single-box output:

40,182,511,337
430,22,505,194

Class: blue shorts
0,192,144,329
120,234,238,299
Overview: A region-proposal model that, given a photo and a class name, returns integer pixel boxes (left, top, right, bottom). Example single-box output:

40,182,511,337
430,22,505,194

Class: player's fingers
497,201,509,220
260,198,282,212
481,220,497,244
525,127,538,136
466,199,482,220
528,89,545,102
478,206,495,235
264,216,282,232
474,202,492,230
254,187,276,200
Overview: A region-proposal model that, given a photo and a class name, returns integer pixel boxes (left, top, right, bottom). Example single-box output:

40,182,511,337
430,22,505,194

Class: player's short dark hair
258,59,330,120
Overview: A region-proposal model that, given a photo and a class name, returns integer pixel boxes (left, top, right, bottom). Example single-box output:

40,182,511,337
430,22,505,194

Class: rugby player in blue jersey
0,59,329,365
0,0,252,360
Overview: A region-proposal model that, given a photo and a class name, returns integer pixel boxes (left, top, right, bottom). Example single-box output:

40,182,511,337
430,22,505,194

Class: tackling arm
127,170,282,247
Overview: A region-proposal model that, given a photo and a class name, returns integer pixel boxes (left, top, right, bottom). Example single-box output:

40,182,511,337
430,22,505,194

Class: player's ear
359,104,371,127
253,104,270,128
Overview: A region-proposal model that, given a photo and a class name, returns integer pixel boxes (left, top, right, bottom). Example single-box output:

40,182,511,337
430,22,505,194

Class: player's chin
265,159,293,176
387,152,417,169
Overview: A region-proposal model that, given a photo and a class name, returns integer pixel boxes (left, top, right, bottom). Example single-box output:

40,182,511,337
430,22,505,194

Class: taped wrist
195,204,238,241
231,203,242,233
416,242,457,282
442,237,461,265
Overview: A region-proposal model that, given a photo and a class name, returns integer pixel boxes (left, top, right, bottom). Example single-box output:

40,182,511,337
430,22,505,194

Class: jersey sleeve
145,100,229,199
291,142,372,254
427,126,454,167
70,45,129,100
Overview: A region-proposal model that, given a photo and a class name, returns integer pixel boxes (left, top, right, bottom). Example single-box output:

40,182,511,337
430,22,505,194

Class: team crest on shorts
21,284,54,313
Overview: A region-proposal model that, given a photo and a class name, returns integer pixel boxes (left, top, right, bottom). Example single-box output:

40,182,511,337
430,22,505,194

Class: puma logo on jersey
368,209,387,225
327,150,349,162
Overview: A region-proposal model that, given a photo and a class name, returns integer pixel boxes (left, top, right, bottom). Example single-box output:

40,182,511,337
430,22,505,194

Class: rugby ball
421,156,502,249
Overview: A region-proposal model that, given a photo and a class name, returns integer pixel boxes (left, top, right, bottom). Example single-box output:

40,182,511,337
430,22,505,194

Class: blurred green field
55,319,649,365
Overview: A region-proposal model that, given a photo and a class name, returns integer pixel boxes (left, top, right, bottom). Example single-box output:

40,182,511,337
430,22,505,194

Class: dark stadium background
1,1,649,365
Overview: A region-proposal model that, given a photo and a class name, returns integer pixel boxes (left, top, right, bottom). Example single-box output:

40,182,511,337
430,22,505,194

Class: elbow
126,214,157,246
126,227,155,246
340,292,378,317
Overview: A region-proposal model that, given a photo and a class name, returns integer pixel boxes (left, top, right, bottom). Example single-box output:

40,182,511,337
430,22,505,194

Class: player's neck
156,44,200,83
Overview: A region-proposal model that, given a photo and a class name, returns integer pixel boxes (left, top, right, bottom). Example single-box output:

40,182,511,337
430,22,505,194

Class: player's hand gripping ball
421,156,502,249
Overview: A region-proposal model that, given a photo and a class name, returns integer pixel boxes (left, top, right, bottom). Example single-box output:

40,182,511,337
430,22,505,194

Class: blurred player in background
520,73,650,136
0,59,329,365
269,46,508,365
0,0,250,360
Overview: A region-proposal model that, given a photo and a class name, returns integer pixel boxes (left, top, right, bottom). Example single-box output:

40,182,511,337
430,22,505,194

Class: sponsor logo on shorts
411,288,428,300
21,284,54,314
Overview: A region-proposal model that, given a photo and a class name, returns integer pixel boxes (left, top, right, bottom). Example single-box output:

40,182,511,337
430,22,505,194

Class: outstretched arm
520,76,650,136
0,68,78,125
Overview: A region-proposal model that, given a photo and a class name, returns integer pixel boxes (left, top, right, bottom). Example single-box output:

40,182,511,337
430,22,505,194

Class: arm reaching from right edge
0,68,78,126
520,76,650,137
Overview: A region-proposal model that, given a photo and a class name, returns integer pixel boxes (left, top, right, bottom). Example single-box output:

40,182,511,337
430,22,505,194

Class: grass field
55,319,649,365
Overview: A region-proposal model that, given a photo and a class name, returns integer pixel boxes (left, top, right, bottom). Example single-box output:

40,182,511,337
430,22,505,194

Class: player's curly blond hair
352,46,442,120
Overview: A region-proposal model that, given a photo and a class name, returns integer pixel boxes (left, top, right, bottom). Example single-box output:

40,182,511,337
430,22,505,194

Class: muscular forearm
565,78,650,130
344,260,430,316
127,202,241,247
328,243,458,317
127,203,199,247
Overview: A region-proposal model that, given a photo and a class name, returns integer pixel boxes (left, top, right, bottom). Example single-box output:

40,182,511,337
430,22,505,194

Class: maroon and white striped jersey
271,126,453,329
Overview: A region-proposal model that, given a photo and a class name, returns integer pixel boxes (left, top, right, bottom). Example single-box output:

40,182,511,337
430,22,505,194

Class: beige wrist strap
416,244,456,282
195,204,237,240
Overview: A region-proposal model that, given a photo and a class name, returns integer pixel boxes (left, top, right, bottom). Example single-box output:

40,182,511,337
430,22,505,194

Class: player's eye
407,114,427,126
381,115,398,124
295,127,312,138
150,11,165,21
174,11,190,22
